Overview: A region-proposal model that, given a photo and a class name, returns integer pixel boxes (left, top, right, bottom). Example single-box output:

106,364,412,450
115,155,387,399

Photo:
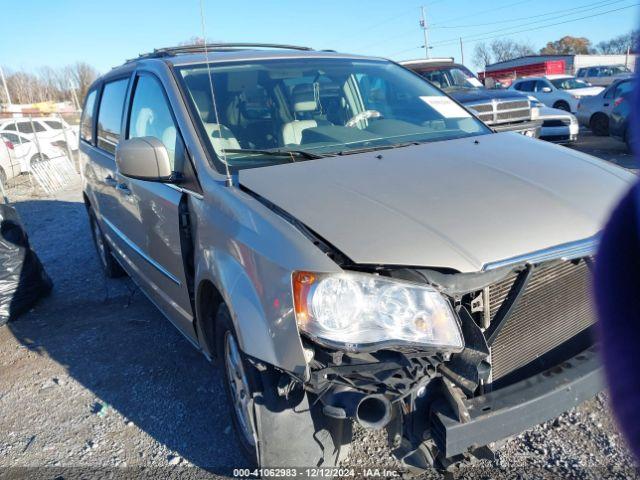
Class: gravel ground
0,134,638,479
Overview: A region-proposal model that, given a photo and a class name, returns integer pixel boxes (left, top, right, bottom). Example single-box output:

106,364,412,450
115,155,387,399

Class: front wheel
217,304,351,468
553,101,571,112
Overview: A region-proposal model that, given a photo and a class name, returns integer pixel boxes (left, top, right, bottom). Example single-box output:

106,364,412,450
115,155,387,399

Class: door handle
603,103,610,107
116,183,131,196
104,175,117,187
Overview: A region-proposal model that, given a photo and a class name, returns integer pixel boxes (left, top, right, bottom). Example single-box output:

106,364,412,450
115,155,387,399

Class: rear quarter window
80,89,97,143
96,78,129,154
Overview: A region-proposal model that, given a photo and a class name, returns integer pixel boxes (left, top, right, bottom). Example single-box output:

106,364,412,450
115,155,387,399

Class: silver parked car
80,44,633,472
576,78,634,136
576,64,633,87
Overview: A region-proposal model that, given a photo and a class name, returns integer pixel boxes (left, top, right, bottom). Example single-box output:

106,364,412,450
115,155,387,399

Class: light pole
420,6,430,59
0,65,11,106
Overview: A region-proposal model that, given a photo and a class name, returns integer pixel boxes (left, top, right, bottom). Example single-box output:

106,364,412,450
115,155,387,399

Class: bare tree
67,62,99,104
491,39,535,62
473,42,493,70
472,39,535,69
0,62,100,107
595,30,639,54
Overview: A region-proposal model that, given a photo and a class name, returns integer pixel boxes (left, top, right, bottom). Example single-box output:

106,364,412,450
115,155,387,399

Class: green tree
540,36,592,55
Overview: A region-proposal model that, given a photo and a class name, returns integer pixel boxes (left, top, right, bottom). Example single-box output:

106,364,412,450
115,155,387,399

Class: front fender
195,247,308,377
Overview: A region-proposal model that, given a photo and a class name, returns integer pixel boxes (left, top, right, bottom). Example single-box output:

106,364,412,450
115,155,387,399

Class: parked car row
0,117,79,152
0,129,70,185
401,59,580,144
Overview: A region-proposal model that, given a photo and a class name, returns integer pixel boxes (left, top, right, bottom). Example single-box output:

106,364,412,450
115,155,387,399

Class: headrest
292,84,317,112
190,90,211,122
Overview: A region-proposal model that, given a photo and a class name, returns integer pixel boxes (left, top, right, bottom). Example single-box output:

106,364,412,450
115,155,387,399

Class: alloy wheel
224,331,256,447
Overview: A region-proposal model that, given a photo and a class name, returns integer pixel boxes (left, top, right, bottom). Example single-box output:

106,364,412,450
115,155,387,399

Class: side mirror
116,137,172,182
541,87,552,93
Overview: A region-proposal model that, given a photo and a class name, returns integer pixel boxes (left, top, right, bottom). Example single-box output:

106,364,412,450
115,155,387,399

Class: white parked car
529,96,579,144
0,131,68,173
576,65,633,87
509,75,604,113
0,138,22,185
0,117,79,151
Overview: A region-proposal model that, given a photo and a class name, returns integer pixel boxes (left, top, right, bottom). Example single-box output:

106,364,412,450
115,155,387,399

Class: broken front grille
486,259,595,383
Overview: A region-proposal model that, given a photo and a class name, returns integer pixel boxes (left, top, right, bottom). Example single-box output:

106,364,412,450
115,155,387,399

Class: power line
430,0,628,46
429,0,622,29
387,2,638,58
430,3,639,48
429,0,534,27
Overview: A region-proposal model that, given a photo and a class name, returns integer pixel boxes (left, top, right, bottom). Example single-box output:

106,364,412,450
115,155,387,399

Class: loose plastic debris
0,202,52,326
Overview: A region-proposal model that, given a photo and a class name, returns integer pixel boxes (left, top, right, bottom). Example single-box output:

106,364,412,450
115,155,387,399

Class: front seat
282,84,328,145
190,89,241,154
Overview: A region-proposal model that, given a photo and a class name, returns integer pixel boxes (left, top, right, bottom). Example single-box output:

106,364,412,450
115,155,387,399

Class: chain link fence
0,112,81,201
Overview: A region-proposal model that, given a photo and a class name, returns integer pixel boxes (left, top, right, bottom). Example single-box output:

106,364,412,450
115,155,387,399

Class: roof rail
127,43,314,63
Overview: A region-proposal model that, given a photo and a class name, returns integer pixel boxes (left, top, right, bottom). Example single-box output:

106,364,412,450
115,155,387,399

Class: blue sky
1,0,638,73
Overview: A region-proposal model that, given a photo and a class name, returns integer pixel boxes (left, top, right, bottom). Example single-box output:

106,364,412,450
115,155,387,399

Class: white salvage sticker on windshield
420,96,471,118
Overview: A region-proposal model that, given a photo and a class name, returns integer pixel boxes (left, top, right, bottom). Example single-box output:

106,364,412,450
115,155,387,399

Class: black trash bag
0,203,52,326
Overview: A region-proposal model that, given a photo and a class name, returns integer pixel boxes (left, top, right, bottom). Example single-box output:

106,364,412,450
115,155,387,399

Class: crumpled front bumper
430,346,603,458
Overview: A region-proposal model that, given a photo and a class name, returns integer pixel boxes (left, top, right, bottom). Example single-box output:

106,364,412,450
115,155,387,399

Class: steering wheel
345,110,383,128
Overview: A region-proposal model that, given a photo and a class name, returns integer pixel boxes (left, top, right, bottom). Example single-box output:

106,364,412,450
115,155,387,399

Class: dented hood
240,133,633,272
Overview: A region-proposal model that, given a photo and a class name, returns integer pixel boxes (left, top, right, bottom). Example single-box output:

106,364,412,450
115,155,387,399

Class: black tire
216,304,351,468
88,209,126,278
553,101,571,112
590,113,609,136
625,128,633,153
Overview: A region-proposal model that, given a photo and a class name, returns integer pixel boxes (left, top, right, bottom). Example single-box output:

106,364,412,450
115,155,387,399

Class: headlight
292,271,463,352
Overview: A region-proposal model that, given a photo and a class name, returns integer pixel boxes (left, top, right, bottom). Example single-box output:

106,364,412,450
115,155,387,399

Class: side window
604,86,614,99
44,120,63,130
128,74,183,170
577,69,586,78
516,81,533,92
97,78,129,154
588,68,599,77
3,124,16,131
17,122,35,134
33,122,46,132
535,81,550,92
80,89,97,143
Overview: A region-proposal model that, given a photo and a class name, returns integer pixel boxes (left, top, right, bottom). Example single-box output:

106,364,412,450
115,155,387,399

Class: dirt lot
0,132,637,479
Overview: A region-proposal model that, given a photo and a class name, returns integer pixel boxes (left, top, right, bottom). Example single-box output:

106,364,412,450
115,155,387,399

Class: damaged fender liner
431,345,602,458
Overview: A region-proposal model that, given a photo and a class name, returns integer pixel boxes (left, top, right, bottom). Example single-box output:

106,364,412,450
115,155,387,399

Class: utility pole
459,37,464,65
0,65,11,106
420,6,430,59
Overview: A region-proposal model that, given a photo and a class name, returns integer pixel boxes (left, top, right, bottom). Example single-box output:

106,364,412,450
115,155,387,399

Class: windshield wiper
224,148,324,160
336,141,422,156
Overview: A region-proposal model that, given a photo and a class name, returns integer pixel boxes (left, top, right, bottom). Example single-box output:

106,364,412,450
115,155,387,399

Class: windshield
420,66,484,90
550,77,591,90
177,58,489,170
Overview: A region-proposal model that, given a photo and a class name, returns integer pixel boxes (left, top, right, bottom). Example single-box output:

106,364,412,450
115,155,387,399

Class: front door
113,72,197,339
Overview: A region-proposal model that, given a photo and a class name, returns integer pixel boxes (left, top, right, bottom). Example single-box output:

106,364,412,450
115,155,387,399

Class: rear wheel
553,101,571,112
88,209,125,278
216,304,351,468
590,113,609,136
